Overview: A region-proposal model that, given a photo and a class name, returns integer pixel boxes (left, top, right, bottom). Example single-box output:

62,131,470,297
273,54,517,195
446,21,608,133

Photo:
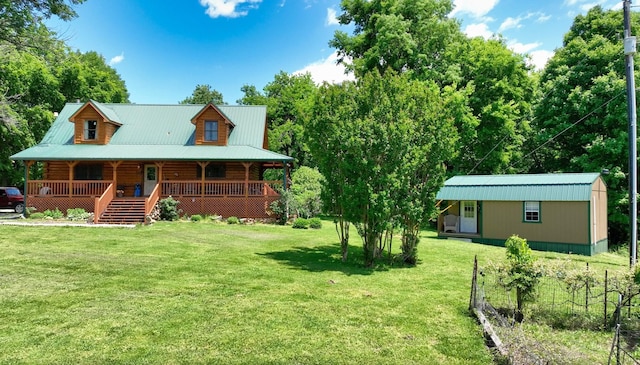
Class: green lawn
0,220,628,364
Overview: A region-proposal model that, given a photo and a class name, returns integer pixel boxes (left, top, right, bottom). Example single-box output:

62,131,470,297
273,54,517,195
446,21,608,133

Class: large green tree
531,6,636,245
330,0,535,175
330,0,463,83
307,71,461,266
180,84,225,105
0,0,86,48
238,72,317,168
455,37,535,175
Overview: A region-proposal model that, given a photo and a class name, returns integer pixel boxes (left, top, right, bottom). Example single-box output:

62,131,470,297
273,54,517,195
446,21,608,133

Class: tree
491,235,541,322
289,166,324,219
57,51,129,106
180,84,225,105
530,6,637,245
454,37,535,175
307,71,461,267
330,0,464,84
0,0,86,48
236,84,267,105
330,0,535,176
239,72,317,167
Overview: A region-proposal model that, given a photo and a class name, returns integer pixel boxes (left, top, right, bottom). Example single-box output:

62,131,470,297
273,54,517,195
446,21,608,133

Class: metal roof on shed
11,103,292,162
435,173,602,202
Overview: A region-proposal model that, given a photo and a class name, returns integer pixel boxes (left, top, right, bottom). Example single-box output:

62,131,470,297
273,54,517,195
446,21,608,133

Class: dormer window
84,120,97,140
205,120,218,142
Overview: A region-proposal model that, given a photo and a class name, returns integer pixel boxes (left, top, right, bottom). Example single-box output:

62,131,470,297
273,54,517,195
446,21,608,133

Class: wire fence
469,256,640,365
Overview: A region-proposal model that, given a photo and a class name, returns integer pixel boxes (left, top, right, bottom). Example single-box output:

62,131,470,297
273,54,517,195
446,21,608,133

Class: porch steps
99,199,146,224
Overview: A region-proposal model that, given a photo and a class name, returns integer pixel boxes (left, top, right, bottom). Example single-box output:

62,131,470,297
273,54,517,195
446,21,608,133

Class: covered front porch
436,200,481,238
22,160,287,222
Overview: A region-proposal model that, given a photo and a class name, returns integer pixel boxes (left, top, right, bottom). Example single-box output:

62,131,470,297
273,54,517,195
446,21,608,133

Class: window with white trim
84,120,97,140
524,201,540,222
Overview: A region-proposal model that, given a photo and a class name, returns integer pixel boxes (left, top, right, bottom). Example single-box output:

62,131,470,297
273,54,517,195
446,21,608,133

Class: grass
0,220,629,364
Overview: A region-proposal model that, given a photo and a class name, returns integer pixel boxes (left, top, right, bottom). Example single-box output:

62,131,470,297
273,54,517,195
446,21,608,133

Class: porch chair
443,214,458,233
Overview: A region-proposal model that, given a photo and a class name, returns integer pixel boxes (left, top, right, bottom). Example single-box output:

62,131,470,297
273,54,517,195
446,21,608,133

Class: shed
435,173,607,255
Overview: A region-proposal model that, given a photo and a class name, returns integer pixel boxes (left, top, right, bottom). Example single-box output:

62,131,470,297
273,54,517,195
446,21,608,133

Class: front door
144,164,157,196
460,201,477,233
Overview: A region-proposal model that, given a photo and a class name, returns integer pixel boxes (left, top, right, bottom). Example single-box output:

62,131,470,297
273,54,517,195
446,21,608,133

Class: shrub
190,214,203,222
158,196,180,221
66,208,91,221
227,216,240,225
309,217,322,229
29,212,45,219
269,189,294,225
292,218,309,229
43,208,64,219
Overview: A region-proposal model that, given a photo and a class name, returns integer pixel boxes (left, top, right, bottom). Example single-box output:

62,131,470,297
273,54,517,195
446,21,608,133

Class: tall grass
0,221,627,364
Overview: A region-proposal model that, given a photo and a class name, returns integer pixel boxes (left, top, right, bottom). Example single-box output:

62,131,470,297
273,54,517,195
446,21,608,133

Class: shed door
144,165,157,196
460,201,477,233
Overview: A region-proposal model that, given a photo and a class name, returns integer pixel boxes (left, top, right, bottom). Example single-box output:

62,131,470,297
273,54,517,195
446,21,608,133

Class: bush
227,216,239,225
158,196,180,221
309,217,322,229
269,189,294,225
292,218,309,229
66,208,90,221
29,212,45,219
190,214,203,222
43,208,64,219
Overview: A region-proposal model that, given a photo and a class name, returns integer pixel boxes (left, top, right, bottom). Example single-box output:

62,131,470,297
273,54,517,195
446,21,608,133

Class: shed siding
591,178,608,243
482,200,589,245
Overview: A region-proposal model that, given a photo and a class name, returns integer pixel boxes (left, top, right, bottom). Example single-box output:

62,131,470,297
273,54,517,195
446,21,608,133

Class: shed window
204,120,218,141
524,201,540,222
197,164,225,179
84,120,97,140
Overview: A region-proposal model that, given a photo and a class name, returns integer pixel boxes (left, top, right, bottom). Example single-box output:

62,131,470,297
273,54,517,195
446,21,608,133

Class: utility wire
509,89,626,169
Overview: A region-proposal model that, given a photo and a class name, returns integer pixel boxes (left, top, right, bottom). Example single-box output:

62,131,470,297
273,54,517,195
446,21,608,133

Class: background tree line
2,0,638,265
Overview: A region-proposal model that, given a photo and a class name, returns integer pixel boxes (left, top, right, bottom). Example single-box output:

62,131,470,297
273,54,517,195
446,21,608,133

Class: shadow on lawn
259,243,379,276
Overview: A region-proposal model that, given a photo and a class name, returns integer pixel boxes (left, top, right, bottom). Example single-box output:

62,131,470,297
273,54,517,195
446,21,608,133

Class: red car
0,187,25,213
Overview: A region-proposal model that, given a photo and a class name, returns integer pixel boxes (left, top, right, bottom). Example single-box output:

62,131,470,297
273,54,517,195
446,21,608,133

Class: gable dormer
191,103,235,146
68,101,122,145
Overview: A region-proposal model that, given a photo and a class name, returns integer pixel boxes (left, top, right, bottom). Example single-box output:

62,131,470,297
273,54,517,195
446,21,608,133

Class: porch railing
161,180,281,197
145,184,160,217
94,183,115,224
27,180,113,197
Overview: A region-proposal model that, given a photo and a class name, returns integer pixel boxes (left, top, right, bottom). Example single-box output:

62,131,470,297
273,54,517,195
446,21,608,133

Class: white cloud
293,51,356,85
507,41,554,70
450,0,499,18
528,49,555,70
326,8,339,26
536,13,552,22
199,0,262,18
109,52,124,66
498,17,522,33
463,23,494,40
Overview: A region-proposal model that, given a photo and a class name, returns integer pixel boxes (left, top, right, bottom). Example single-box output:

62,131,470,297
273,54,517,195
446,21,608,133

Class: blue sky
48,0,626,105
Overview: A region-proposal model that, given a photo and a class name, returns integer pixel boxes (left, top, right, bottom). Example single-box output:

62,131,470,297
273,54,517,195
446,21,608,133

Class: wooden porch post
24,161,33,207
66,161,78,197
197,162,207,198
242,162,252,217
157,162,165,196
108,161,122,198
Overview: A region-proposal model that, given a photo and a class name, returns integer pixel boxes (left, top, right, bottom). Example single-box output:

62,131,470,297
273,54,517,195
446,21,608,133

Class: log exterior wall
192,107,230,146
70,106,118,145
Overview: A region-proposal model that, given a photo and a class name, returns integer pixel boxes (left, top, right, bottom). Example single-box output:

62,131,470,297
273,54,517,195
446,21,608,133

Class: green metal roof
436,173,603,202
11,103,292,162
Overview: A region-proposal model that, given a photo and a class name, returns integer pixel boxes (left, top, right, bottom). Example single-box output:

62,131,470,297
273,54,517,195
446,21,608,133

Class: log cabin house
435,173,608,255
10,101,293,224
